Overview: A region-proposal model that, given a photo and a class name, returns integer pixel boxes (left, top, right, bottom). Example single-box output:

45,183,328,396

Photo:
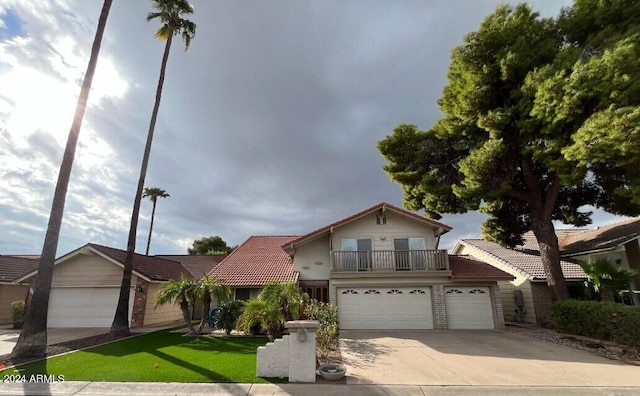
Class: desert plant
216,300,245,335
305,301,339,352
578,259,637,301
155,275,197,334
194,275,231,334
11,300,25,330
236,281,309,340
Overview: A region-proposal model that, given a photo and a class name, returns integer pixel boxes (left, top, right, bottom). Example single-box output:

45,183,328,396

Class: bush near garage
551,299,640,348
304,301,339,352
11,300,25,329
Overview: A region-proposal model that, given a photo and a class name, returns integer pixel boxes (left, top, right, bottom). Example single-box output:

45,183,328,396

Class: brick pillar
491,286,505,329
432,284,447,329
329,281,337,305
130,280,149,329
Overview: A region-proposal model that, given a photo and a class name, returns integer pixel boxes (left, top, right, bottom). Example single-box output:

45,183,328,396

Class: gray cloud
1,0,618,257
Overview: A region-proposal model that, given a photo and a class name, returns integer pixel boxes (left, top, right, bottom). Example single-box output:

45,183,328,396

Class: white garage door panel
445,287,494,329
338,287,433,330
48,287,134,328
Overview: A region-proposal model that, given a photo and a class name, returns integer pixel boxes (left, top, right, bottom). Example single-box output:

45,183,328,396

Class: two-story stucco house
210,202,514,330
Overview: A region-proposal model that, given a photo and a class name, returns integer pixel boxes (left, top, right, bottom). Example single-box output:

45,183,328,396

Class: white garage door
338,287,433,330
48,287,134,328
445,287,494,329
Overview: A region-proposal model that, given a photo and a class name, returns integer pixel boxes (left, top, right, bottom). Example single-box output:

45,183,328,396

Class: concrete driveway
340,330,640,387
0,327,110,356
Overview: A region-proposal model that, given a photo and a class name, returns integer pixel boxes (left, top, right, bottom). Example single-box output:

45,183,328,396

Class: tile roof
155,254,226,279
209,236,299,287
515,218,640,256
285,202,452,249
517,230,586,253
88,244,191,282
448,255,515,280
558,217,640,256
0,255,39,283
459,239,586,281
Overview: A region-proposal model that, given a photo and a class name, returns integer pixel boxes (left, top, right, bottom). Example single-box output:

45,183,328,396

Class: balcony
331,250,449,272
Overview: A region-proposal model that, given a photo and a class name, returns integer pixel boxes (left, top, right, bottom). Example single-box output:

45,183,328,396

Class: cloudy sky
0,0,628,256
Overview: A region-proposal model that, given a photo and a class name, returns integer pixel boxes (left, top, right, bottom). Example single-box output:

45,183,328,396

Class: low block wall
256,320,320,382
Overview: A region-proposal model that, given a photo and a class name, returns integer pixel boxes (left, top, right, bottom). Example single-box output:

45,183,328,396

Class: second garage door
338,287,433,330
445,287,494,329
48,287,134,328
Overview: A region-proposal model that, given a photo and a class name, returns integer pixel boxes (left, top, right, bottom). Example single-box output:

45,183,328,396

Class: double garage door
337,286,494,330
47,287,134,328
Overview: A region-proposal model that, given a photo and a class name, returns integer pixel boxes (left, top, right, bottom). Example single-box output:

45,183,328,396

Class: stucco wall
0,284,29,325
143,282,184,326
331,211,439,251
293,237,330,281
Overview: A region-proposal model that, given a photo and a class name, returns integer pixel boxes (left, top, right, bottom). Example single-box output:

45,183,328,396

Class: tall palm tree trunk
12,0,114,359
111,31,174,335
145,198,157,255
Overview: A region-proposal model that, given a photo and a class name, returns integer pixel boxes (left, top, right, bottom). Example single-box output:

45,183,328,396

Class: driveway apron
340,330,640,387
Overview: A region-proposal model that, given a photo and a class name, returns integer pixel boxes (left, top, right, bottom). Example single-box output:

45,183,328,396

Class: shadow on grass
6,330,279,383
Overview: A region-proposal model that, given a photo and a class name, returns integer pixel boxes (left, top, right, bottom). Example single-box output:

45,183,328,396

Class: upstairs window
341,239,372,271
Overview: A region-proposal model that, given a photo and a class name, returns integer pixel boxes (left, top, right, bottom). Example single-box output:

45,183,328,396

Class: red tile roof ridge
285,202,451,248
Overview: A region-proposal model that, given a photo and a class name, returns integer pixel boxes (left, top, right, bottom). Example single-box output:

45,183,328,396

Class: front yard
1,330,279,383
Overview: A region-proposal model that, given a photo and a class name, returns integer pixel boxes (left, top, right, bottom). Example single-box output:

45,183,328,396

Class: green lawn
2,330,280,383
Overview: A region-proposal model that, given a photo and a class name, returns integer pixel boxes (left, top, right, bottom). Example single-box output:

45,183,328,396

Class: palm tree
142,187,170,255
194,275,231,334
579,259,638,302
237,281,309,340
155,275,197,334
111,0,196,336
11,0,114,359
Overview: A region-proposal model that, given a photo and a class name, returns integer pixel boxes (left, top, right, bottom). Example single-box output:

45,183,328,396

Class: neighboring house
453,217,640,325
18,244,220,328
0,255,39,325
156,253,227,320
452,239,586,326
210,202,514,330
519,217,640,305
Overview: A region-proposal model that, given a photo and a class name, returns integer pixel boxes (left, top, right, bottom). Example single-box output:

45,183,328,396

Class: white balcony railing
331,250,448,272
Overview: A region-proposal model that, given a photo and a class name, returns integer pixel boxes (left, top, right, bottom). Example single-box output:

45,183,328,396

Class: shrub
305,301,339,352
236,281,309,340
11,300,25,329
611,306,640,349
216,300,245,335
551,299,640,348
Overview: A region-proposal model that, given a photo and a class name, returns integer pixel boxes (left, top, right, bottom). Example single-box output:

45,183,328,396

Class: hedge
551,299,640,348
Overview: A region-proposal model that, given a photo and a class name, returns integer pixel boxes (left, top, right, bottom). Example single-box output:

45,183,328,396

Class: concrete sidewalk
1,382,640,395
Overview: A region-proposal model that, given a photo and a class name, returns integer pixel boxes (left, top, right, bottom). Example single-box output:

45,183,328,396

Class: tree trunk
111,31,174,335
145,199,157,255
12,0,113,359
180,300,196,334
531,216,570,301
198,295,211,334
